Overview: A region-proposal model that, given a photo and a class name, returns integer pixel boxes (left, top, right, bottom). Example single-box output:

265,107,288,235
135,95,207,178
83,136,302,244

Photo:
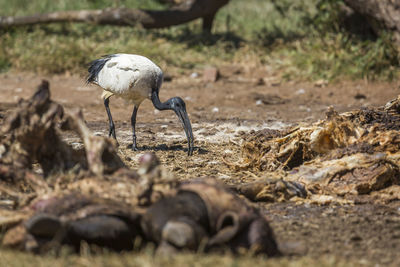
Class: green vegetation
0,0,399,80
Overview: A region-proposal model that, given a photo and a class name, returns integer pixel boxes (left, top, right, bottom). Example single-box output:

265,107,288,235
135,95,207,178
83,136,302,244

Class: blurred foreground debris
0,81,279,256
142,178,279,256
2,179,278,256
0,80,124,192
225,96,400,203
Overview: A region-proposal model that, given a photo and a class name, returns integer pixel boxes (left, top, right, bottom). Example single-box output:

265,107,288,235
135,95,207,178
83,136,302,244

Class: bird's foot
131,145,139,151
108,128,116,139
187,146,194,156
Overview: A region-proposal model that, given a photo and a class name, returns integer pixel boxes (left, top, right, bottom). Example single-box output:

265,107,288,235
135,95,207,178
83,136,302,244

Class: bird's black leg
131,105,139,151
104,98,117,140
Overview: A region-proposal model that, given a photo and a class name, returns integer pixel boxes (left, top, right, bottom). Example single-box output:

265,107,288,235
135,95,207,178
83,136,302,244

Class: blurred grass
0,0,399,80
0,249,358,267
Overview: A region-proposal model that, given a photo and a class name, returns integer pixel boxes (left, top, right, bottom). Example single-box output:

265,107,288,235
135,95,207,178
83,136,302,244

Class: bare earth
0,68,399,265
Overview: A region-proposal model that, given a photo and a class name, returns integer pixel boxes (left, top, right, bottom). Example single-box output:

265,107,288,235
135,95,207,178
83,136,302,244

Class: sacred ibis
87,54,194,156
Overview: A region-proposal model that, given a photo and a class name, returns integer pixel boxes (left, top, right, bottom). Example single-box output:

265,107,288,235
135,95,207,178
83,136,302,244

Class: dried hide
141,178,280,256
2,193,142,253
234,178,307,202
58,155,178,208
2,178,279,256
0,80,126,207
1,81,83,177
0,80,125,176
226,96,400,200
290,153,399,196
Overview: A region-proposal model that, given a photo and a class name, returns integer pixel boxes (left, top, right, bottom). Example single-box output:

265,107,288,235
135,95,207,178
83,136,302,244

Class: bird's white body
94,54,163,106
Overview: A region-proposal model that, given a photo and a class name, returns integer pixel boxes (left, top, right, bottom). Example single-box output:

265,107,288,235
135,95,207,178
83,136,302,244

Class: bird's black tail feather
86,55,115,84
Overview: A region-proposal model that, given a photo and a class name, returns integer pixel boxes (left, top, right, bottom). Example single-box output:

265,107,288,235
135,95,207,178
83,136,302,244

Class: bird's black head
167,97,193,155
164,97,187,111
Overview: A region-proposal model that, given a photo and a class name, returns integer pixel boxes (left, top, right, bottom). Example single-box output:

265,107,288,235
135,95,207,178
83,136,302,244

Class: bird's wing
96,56,141,94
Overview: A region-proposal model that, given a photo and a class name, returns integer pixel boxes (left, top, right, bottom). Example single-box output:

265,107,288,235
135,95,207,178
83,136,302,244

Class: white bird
87,54,194,156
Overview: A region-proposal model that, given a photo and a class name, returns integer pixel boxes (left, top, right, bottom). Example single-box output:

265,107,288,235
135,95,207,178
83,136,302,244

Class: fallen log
0,0,230,32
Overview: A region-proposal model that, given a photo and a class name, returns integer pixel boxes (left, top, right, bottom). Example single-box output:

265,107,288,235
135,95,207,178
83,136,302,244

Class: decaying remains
226,97,400,202
0,81,279,256
2,79,399,256
142,178,279,256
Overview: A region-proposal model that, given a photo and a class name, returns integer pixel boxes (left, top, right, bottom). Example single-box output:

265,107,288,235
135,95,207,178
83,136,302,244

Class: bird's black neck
151,90,169,111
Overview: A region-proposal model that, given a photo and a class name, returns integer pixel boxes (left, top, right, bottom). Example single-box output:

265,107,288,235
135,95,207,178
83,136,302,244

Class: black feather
86,55,116,84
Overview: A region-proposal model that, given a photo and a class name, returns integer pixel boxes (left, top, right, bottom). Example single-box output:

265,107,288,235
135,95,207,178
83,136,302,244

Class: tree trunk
0,0,230,32
344,0,400,45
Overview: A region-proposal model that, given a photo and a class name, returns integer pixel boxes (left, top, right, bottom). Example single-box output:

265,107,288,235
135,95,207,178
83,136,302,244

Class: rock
296,88,306,95
314,79,328,87
354,93,367,99
262,77,281,86
203,67,219,82
190,72,199,78
252,93,288,105
163,73,173,82
255,78,266,86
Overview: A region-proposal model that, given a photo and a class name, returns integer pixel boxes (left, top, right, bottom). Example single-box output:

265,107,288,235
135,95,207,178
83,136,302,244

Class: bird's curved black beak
174,107,194,156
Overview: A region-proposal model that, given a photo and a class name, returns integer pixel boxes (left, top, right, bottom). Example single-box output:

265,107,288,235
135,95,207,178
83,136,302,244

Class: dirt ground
1,68,400,265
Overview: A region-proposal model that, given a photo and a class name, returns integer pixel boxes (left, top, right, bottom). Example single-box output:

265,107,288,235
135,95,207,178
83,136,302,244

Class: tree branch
0,0,230,32
344,0,400,44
